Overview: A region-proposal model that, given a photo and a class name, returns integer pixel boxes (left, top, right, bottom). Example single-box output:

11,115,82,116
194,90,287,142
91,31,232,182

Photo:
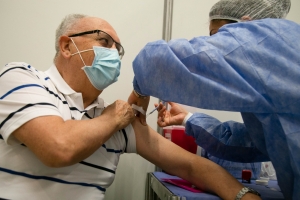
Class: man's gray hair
54,14,88,60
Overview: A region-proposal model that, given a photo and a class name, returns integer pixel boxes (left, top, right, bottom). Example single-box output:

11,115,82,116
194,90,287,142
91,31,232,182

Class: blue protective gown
132,19,300,199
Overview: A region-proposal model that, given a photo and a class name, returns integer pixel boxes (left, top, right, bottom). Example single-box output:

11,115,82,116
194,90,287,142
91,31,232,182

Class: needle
146,106,159,117
146,101,165,117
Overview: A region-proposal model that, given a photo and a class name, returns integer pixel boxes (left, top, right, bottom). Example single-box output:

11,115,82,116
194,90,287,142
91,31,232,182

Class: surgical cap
209,0,291,22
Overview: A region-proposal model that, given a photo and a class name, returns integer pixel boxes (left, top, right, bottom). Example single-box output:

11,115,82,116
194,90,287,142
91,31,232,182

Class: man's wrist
133,90,149,99
235,187,260,200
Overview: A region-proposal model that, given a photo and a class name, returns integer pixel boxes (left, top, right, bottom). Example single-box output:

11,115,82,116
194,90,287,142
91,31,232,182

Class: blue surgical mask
71,39,121,90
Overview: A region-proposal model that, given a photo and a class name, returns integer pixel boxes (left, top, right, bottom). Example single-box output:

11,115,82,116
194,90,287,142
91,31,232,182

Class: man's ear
59,36,72,58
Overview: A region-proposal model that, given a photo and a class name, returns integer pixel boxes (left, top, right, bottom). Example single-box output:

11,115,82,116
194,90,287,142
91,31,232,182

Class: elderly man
0,14,260,200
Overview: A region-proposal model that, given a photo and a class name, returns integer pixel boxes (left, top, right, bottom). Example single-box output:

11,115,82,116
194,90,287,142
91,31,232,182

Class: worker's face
209,19,231,36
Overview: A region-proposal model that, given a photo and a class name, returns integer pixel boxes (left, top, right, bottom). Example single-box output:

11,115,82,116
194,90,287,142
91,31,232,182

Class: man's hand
156,102,188,127
102,100,135,130
127,90,150,126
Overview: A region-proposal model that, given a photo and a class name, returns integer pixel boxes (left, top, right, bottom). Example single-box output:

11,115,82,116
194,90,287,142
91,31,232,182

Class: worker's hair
54,14,88,61
211,19,237,24
209,0,291,22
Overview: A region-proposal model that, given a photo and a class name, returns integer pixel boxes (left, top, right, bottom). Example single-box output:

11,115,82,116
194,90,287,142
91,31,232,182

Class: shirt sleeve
0,62,62,145
123,124,136,153
185,113,268,162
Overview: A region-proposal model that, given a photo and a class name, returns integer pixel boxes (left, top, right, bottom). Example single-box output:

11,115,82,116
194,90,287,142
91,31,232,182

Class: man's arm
132,118,261,200
12,100,134,168
127,90,150,125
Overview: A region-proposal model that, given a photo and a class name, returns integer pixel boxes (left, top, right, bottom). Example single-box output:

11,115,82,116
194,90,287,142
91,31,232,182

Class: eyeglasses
69,29,125,59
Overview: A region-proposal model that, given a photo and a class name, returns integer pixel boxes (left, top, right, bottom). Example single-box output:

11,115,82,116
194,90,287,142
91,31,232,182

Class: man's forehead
76,17,119,41
78,17,109,30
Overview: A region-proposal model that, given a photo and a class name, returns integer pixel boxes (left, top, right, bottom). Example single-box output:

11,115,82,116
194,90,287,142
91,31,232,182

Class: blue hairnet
209,0,291,22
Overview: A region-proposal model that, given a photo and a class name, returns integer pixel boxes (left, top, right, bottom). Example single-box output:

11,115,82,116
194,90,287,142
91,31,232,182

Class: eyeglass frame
68,29,125,59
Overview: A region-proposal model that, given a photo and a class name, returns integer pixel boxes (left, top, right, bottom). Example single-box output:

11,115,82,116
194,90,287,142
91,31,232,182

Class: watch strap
133,90,149,99
235,187,260,200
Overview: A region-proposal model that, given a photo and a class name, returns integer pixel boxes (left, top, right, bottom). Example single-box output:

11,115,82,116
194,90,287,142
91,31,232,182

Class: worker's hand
156,102,188,127
102,100,135,130
127,90,150,126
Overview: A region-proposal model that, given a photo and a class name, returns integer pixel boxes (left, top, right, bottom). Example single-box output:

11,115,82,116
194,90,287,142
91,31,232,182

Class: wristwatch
133,90,149,99
235,187,260,200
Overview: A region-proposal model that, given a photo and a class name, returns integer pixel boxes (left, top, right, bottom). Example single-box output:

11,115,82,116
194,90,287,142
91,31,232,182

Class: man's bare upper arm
132,118,193,177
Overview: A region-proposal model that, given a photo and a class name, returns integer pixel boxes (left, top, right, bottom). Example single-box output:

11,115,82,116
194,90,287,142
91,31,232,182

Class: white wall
0,1,299,200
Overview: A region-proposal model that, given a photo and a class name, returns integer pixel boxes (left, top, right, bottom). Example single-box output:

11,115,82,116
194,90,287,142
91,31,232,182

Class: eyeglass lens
97,31,124,59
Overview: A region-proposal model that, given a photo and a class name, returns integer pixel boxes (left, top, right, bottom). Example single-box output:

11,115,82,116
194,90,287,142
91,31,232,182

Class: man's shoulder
0,62,51,92
1,62,37,75
1,62,46,78
3,62,33,70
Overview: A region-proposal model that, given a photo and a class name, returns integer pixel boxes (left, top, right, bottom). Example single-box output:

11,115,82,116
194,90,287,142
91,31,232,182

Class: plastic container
163,126,197,154
256,177,269,186
260,161,277,180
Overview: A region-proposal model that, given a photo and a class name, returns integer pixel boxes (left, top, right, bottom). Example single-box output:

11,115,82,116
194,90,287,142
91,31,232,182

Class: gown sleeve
185,113,269,162
132,28,271,112
132,19,300,114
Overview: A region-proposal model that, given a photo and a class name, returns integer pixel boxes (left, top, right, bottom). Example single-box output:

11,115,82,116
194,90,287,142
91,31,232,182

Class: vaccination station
1,0,300,199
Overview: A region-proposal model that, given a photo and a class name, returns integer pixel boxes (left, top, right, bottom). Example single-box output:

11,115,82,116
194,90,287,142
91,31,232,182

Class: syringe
146,101,165,117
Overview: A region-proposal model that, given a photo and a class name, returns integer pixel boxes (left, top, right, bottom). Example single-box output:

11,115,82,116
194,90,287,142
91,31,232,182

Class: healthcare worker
128,0,300,199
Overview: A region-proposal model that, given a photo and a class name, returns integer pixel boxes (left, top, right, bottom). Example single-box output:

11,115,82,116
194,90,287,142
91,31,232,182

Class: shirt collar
45,64,76,95
45,64,105,109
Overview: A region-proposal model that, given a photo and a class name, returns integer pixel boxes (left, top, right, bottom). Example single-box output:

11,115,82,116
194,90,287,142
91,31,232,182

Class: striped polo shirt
0,62,136,200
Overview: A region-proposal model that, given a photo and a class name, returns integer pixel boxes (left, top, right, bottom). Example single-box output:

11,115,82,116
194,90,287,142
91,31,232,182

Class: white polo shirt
0,62,136,200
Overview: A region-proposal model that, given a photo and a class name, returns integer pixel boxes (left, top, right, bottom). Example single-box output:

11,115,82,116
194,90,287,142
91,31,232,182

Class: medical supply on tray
255,177,269,186
242,170,252,183
260,162,277,180
161,178,203,193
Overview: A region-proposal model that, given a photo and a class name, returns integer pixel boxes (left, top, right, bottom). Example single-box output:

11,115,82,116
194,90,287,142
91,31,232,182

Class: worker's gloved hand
102,100,135,130
127,90,150,126
156,102,188,127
